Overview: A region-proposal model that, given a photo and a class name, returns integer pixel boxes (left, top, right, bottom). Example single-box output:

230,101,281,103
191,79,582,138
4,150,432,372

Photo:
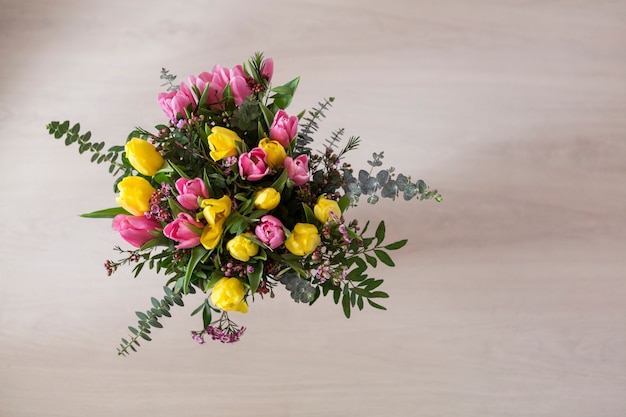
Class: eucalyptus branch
46,121,130,177
117,286,184,356
160,68,178,91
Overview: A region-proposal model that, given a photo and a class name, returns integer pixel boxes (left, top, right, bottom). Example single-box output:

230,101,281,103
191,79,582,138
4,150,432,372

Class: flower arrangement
46,53,441,355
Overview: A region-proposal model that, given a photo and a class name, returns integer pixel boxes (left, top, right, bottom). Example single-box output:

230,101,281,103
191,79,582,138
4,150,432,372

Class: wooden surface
1,0,626,416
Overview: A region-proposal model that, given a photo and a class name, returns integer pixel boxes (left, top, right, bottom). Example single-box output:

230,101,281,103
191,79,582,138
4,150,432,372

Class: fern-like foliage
295,97,335,154
117,286,184,356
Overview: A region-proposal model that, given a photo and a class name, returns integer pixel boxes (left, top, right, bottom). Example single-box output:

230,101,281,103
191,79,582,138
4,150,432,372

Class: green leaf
374,250,395,267
271,168,290,193
139,236,170,250
364,253,377,268
163,286,173,297
248,261,263,294
151,297,160,309
191,302,205,316
202,299,212,328
135,311,148,321
271,86,294,95
139,332,152,341
333,287,341,304
375,221,386,245
364,279,384,291
350,288,371,297
259,102,275,131
80,207,131,219
367,299,387,310
302,203,316,224
342,292,351,318
59,120,69,134
271,77,300,110
183,247,207,294
368,291,389,299
168,161,190,180
384,239,407,250
338,195,350,213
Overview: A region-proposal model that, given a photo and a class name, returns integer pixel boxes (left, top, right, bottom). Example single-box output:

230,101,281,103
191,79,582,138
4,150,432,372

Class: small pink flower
284,154,310,186
175,177,209,210
112,214,161,248
157,82,195,121
269,110,298,148
239,148,270,181
261,58,274,81
255,215,285,249
163,212,204,249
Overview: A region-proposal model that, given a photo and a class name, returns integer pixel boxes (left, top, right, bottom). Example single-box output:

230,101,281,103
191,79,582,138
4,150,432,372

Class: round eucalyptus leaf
403,183,418,200
358,169,369,184
362,177,378,194
381,181,398,199
396,174,409,191
376,169,390,185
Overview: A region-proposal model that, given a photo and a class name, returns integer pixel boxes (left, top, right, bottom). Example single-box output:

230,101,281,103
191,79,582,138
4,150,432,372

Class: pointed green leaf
342,292,351,318
364,253,377,267
367,299,387,310
80,207,131,219
375,221,386,245
374,250,395,267
384,239,407,250
248,261,263,294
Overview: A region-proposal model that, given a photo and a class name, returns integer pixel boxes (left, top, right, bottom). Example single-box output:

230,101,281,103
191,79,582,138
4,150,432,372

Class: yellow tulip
211,277,248,313
201,195,232,226
285,223,321,256
226,233,259,262
314,195,341,223
115,176,156,216
207,126,241,161
258,138,286,168
125,138,164,176
200,222,223,250
254,187,281,210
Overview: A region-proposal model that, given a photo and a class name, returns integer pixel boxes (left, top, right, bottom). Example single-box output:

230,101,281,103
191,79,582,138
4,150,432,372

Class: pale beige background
1,0,625,416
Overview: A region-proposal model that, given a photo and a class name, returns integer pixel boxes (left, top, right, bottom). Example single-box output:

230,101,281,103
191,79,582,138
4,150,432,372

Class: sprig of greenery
117,286,184,356
296,97,335,154
313,220,404,318
343,152,442,204
160,68,178,91
46,121,131,179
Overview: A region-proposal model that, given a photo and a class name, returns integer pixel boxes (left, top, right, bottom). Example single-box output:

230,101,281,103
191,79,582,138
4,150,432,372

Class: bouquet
46,53,441,355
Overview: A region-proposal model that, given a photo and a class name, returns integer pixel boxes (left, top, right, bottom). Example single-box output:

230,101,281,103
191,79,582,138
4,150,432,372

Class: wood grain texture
1,0,625,416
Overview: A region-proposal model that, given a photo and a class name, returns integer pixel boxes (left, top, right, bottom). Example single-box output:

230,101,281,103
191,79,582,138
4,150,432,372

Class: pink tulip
157,82,195,121
175,177,209,210
201,64,252,107
188,72,213,103
112,214,161,248
269,110,298,148
163,212,204,249
239,148,270,181
255,215,285,250
261,58,274,82
284,155,310,186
